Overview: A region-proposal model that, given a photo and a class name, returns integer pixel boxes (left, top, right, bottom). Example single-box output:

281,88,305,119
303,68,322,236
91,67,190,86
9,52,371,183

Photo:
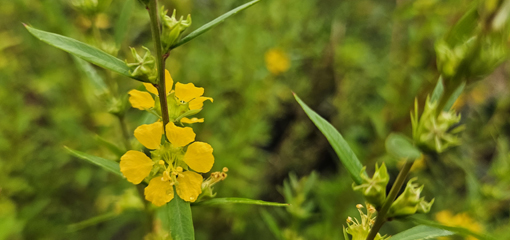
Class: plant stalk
366,160,414,240
148,0,170,128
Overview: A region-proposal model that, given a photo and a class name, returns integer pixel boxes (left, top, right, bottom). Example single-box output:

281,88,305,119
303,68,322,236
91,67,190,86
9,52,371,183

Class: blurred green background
1,0,510,239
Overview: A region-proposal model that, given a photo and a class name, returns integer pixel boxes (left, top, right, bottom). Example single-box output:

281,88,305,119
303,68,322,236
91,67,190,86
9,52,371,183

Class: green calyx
160,7,192,53
352,163,389,209
412,96,464,153
387,178,434,218
125,46,157,83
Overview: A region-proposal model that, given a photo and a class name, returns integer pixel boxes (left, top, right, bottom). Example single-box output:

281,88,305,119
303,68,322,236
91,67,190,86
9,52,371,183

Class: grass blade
171,0,260,49
294,93,364,185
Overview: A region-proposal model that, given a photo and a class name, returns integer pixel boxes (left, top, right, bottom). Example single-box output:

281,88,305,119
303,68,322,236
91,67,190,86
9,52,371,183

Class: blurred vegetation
1,0,510,239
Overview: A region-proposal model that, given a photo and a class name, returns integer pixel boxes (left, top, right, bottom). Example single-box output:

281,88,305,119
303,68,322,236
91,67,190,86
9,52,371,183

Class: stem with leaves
366,160,414,240
148,0,170,127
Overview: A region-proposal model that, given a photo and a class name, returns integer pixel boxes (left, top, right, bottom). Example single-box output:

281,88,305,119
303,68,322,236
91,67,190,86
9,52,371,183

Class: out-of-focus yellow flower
436,210,483,240
265,48,290,75
128,69,212,121
119,119,214,206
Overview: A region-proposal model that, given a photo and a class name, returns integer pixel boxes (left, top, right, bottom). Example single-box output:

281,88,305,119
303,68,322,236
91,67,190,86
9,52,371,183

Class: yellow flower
436,210,483,240
265,48,290,75
128,69,213,119
175,82,213,110
119,120,214,206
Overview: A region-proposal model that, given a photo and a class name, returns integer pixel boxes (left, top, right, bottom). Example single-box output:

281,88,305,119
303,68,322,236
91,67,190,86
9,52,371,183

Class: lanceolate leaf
385,133,422,160
171,0,260,49
409,216,496,240
294,93,364,185
195,198,289,207
431,77,444,103
443,82,465,111
159,192,195,240
114,0,135,47
65,146,121,176
24,25,144,82
390,225,454,240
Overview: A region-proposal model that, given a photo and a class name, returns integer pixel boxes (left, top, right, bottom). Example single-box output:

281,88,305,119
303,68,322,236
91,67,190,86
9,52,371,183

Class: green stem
117,115,132,151
366,160,414,240
148,0,170,128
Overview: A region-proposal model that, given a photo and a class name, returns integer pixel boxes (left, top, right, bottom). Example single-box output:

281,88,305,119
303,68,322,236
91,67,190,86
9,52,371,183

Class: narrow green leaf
390,225,454,240
260,209,284,240
294,93,364,184
94,135,125,157
409,216,496,240
443,81,465,111
24,25,144,82
73,56,109,96
385,133,422,160
67,212,118,232
431,76,444,103
65,146,122,176
114,0,135,47
195,198,289,207
171,0,260,49
160,192,195,240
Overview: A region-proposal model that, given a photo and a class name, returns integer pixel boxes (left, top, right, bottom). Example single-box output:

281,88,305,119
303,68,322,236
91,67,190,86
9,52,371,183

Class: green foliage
390,225,453,240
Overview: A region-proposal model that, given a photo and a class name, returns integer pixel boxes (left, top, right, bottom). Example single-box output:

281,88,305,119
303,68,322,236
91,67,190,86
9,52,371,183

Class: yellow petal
120,150,154,184
165,69,174,95
183,142,214,173
145,177,174,206
175,171,203,202
189,97,213,110
165,122,195,147
128,89,155,110
180,117,204,124
134,122,163,150
175,82,204,102
143,83,158,95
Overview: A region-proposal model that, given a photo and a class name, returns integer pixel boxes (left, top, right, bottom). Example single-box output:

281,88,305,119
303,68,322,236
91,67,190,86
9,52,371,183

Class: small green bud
352,163,389,209
412,96,464,153
160,7,192,52
387,178,433,218
125,46,157,83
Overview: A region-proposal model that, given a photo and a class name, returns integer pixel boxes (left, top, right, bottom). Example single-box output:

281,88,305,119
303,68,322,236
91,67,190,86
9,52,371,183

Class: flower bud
343,203,389,240
160,8,192,52
412,97,464,153
387,178,433,217
352,163,389,209
125,46,157,83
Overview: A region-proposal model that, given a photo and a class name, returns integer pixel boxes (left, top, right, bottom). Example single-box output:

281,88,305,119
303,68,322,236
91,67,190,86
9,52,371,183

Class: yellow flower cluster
121,70,215,206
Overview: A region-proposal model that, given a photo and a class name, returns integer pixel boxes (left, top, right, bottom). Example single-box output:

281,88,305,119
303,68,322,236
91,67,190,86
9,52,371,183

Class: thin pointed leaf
444,82,465,111
24,25,144,82
431,77,444,103
294,93,364,184
390,225,454,240
73,56,109,96
65,146,121,176
195,198,289,207
171,0,260,49
94,135,125,157
159,192,194,240
385,133,422,160
409,217,496,240
114,0,135,47
260,209,284,240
